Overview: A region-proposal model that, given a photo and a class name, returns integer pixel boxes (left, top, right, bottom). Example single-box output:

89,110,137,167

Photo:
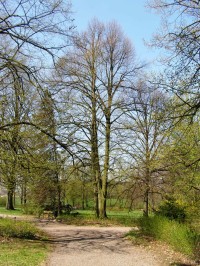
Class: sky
71,0,162,67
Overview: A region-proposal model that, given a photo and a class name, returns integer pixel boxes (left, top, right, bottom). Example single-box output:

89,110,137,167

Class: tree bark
6,189,15,210
143,187,150,217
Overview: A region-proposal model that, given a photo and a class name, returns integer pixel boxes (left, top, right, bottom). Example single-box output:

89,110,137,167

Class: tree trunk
82,181,85,210
94,172,99,218
57,184,62,216
99,114,111,219
6,190,15,210
143,187,149,217
21,179,27,205
91,80,101,218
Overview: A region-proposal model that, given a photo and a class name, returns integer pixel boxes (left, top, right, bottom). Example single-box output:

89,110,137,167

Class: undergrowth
137,216,200,258
0,218,44,239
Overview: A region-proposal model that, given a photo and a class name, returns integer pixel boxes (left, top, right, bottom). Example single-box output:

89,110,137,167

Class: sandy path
39,222,171,266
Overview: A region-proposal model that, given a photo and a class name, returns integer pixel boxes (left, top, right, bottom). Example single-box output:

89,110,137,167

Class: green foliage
138,216,199,257
21,204,43,217
161,121,200,222
156,197,186,222
0,218,40,239
0,196,6,207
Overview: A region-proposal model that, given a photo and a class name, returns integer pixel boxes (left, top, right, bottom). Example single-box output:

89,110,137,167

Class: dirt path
38,221,196,266
0,215,196,265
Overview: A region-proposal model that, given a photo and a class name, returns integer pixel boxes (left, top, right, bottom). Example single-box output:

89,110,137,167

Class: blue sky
71,0,162,66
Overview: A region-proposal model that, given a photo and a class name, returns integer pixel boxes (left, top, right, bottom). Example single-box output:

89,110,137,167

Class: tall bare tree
55,19,140,218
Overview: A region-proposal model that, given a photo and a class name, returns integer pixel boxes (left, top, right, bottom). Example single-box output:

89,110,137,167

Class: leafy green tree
27,90,64,216
146,0,200,219
0,0,74,209
0,65,33,209
161,115,200,217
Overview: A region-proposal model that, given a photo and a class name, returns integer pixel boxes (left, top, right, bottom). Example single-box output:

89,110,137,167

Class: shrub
138,215,199,257
156,197,186,222
22,204,43,217
0,218,40,239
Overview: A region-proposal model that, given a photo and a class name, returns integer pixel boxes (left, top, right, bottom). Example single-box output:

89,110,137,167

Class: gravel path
39,222,176,266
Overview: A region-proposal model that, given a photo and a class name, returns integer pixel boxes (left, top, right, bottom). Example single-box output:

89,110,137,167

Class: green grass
57,209,143,226
134,215,200,258
0,238,49,266
0,207,23,216
0,218,49,265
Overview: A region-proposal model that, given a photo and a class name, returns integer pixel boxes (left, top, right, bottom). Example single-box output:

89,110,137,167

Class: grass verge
0,218,49,266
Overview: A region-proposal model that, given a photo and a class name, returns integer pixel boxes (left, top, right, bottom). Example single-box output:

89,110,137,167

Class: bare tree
0,0,73,66
0,0,74,140
121,79,169,216
146,0,200,116
55,19,141,218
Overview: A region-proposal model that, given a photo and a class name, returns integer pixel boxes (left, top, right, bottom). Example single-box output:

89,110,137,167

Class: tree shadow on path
43,226,132,254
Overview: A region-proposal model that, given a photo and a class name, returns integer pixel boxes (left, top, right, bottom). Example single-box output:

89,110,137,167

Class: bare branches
0,0,74,60
147,0,200,117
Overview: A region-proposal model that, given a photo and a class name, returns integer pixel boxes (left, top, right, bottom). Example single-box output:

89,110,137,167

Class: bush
139,215,199,257
22,204,43,217
0,218,40,239
156,197,186,222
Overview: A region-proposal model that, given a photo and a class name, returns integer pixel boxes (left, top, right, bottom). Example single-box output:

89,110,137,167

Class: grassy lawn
0,238,49,266
58,209,143,226
76,209,142,217
0,207,23,216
